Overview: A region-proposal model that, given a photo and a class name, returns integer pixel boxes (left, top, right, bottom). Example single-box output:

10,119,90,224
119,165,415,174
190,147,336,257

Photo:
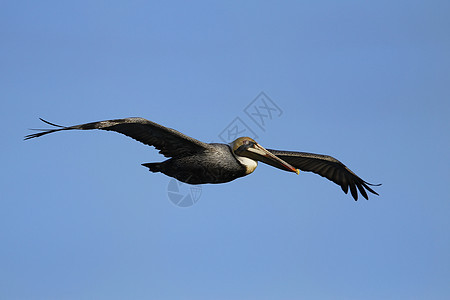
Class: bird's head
230,137,299,175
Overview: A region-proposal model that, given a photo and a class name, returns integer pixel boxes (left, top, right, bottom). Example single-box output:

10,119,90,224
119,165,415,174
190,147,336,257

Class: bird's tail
141,162,162,173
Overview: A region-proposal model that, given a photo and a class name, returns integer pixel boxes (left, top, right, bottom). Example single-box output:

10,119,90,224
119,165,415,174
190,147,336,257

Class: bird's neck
236,156,258,175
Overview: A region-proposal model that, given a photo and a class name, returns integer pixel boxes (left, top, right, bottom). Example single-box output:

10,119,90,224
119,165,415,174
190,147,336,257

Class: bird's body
25,117,380,200
143,143,249,184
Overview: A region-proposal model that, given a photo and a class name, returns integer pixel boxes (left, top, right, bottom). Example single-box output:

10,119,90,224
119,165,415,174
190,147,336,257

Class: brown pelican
25,117,380,200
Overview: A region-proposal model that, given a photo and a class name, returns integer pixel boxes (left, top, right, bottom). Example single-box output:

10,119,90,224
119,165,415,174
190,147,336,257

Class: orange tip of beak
295,169,300,175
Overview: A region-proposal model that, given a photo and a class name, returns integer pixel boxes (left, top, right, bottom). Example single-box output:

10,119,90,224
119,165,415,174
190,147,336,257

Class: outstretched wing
25,117,210,158
267,149,380,201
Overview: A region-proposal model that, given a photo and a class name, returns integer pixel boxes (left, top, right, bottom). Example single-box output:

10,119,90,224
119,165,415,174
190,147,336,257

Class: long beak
245,143,300,175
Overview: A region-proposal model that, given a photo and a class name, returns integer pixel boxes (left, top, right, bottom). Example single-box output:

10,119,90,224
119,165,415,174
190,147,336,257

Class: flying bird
25,117,380,200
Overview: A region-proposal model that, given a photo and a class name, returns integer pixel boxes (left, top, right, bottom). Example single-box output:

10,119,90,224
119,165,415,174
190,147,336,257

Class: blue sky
2,1,450,299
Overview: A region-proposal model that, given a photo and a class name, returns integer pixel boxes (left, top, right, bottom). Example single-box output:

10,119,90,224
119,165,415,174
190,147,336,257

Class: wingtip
39,118,65,128
24,118,67,140
365,181,382,187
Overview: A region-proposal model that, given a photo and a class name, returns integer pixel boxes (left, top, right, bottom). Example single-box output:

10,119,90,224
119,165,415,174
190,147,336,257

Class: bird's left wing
266,149,380,201
25,118,210,158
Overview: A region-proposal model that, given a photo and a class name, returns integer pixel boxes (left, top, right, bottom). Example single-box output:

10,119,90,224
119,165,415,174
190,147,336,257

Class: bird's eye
243,140,254,147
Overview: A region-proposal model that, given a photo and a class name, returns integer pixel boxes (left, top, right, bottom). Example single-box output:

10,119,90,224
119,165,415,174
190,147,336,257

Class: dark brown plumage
266,150,380,201
25,117,380,200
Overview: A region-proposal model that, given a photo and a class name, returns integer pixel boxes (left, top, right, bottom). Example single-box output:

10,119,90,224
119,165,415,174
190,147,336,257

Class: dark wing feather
25,118,209,158
266,149,380,201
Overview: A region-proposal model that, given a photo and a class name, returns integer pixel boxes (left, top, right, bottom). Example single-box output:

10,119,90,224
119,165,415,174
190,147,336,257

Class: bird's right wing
25,117,210,158
267,149,380,201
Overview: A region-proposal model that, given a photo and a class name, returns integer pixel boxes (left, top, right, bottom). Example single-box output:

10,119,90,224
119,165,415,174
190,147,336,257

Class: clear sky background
2,1,450,299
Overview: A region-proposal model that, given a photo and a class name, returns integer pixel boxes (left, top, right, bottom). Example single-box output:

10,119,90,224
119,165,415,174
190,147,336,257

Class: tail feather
142,162,162,173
